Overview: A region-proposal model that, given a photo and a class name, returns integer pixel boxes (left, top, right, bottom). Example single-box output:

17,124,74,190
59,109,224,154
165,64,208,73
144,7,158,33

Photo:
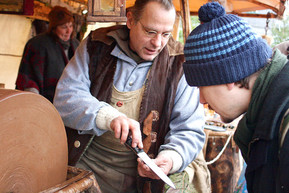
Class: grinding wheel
0,89,68,192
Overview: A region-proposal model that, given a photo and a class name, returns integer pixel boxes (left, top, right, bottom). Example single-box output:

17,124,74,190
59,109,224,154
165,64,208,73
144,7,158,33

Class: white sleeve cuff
158,150,183,174
95,106,126,131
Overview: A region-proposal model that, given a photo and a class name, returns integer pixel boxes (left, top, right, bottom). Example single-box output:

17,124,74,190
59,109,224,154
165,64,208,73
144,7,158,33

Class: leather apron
76,85,144,193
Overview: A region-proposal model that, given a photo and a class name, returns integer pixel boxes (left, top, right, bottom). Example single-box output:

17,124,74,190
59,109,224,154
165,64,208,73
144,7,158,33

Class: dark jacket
245,62,289,193
16,32,79,102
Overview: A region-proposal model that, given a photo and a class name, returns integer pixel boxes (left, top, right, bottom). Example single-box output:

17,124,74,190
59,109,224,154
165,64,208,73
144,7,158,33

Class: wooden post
172,13,181,41
179,0,191,42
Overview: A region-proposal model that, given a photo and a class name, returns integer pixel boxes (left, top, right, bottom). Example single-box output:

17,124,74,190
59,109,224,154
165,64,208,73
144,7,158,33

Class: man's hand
110,115,143,149
137,154,173,179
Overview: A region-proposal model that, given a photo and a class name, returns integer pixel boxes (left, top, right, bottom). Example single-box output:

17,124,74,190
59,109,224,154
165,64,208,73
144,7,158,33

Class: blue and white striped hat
183,2,272,86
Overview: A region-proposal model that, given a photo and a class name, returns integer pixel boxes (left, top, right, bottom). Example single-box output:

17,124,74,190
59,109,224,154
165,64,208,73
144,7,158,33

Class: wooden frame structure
87,0,126,22
0,0,34,15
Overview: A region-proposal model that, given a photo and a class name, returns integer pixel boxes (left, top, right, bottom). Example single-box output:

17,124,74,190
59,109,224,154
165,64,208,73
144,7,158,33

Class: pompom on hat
48,6,74,32
183,2,272,86
198,2,225,23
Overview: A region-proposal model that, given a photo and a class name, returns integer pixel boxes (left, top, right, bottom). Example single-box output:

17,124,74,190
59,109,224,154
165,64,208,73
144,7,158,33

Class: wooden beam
246,0,279,14
179,0,191,42
186,11,279,19
232,12,278,19
172,13,181,41
187,0,285,19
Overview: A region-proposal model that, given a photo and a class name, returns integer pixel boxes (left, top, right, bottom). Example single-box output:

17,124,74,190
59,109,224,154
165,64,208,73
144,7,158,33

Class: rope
206,131,234,165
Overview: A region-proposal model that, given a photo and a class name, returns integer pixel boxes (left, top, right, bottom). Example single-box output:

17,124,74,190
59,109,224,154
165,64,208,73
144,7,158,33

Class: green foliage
271,15,289,47
191,16,200,29
178,16,200,44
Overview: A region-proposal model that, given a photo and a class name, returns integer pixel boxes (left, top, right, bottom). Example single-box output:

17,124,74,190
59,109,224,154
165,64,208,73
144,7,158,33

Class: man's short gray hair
129,0,175,22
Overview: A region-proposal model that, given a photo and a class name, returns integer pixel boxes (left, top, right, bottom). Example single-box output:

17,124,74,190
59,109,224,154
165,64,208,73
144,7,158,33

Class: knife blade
125,136,176,189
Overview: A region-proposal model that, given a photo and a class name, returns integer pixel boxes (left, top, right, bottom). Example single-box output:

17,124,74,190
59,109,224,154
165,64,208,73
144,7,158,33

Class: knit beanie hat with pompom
183,2,272,86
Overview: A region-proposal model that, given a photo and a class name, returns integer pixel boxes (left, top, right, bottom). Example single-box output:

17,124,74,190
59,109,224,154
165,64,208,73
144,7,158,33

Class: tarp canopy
126,0,287,18
28,0,287,19
46,0,287,19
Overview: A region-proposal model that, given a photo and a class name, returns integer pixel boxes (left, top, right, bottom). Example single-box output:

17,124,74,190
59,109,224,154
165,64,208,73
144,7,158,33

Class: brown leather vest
65,26,184,192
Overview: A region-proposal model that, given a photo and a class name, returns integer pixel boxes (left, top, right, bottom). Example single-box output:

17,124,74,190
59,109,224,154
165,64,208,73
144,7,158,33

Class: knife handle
125,136,143,154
